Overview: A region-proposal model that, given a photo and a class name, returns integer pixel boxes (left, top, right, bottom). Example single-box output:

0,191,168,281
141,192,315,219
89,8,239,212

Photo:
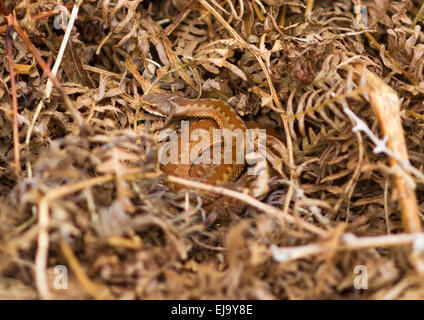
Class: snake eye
141,93,176,117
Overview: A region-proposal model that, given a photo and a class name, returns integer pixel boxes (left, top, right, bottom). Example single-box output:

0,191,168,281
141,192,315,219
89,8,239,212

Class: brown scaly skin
141,92,282,218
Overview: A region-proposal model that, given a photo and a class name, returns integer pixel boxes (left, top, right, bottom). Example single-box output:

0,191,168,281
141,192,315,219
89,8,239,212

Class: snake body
141,92,275,214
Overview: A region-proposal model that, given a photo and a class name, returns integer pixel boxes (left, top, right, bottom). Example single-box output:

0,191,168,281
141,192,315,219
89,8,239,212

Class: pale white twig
45,1,82,98
343,107,424,183
271,232,424,262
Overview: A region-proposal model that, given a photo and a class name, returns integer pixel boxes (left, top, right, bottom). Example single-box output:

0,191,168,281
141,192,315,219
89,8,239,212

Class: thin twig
271,232,424,262
45,1,82,98
166,175,326,236
5,26,20,175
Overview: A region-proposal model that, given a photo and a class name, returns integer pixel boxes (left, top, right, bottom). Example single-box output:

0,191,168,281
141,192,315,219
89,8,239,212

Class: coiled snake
141,92,281,215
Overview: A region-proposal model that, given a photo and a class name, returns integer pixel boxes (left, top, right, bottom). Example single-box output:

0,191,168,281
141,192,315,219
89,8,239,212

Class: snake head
141,92,177,117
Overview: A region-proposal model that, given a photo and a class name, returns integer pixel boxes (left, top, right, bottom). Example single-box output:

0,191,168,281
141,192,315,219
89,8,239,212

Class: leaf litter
0,0,423,299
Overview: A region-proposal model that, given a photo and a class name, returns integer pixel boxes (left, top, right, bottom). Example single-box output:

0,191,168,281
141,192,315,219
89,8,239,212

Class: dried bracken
0,0,424,299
